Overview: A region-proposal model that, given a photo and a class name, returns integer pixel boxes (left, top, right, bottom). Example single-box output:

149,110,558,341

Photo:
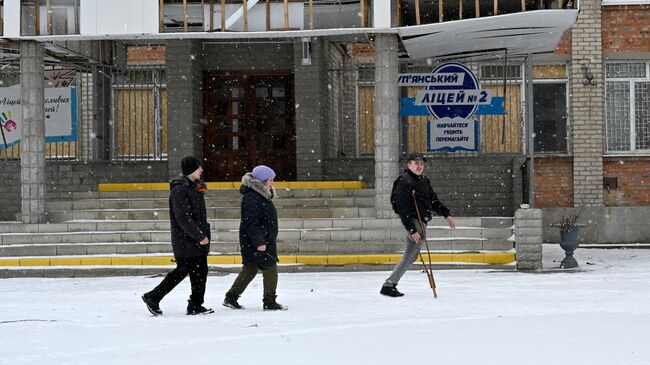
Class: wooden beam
396,0,401,26
284,0,289,30
183,0,188,32
459,0,463,20
475,0,480,17
209,0,214,31
438,0,443,23
160,0,164,33
34,0,41,35
266,0,271,31
521,0,526,11
493,0,497,16
309,0,314,29
244,0,248,31
221,0,226,31
415,0,421,25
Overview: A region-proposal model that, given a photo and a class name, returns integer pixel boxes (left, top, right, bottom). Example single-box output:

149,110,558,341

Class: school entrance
202,72,296,181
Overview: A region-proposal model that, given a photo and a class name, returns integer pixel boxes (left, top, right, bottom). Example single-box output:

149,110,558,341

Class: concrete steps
1,185,516,277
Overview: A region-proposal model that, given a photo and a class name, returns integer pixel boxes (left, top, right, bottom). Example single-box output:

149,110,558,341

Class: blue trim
400,97,505,117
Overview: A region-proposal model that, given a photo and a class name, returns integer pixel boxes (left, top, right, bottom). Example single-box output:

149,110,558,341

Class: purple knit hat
251,165,276,182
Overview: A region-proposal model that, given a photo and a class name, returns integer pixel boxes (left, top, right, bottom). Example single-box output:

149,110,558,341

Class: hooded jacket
168,174,211,257
238,173,279,266
390,169,450,234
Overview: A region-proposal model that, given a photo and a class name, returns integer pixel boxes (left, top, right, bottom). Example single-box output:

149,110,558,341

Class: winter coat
238,173,279,266
169,174,211,258
390,169,450,234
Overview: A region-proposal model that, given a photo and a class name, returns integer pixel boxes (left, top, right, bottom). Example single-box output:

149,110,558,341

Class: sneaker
187,302,214,315
263,297,288,311
380,284,404,297
223,293,244,310
142,294,162,316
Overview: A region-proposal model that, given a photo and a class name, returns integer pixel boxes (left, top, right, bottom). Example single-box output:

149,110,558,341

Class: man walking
142,156,213,315
381,152,456,297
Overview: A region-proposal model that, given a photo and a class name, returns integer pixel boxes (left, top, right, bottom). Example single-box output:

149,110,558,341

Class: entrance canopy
398,10,578,60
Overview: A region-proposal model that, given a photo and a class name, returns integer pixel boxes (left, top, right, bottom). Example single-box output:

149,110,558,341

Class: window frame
605,61,650,155
532,78,570,155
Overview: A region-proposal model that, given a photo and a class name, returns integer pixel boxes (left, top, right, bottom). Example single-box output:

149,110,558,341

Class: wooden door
203,72,296,181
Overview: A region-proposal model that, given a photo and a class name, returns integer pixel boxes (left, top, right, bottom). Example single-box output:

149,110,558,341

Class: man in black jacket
142,156,213,315
381,152,456,297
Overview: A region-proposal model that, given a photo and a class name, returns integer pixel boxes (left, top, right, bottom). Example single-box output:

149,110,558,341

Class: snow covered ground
2,244,650,365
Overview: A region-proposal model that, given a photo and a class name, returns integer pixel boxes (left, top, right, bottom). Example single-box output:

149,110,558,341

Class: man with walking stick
381,152,456,298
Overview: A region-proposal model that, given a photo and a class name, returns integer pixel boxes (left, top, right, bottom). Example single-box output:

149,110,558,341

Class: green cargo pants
226,262,278,300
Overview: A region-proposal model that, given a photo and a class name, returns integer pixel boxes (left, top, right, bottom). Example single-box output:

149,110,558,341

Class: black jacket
169,174,210,258
390,169,450,234
238,173,279,266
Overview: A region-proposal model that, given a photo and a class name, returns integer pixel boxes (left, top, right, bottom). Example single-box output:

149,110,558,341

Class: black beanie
181,156,202,176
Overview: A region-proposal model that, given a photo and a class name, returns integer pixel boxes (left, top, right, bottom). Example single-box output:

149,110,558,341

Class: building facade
0,0,647,243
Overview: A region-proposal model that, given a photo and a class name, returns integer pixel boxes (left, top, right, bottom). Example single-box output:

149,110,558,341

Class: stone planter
559,225,581,269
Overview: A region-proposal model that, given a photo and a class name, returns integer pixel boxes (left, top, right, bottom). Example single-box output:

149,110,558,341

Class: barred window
605,62,650,153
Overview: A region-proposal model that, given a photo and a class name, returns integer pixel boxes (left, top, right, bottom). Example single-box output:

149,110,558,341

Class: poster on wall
0,84,77,148
399,62,504,152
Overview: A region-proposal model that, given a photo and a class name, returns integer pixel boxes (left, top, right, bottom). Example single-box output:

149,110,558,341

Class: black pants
147,255,208,305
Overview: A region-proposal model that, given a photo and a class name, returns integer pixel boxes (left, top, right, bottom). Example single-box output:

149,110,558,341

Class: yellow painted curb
50,258,82,266
20,258,51,266
80,257,112,265
99,181,367,191
207,256,236,264
483,252,516,264
358,254,391,264
0,252,515,267
296,256,328,265
142,257,175,266
111,257,143,265
0,259,20,266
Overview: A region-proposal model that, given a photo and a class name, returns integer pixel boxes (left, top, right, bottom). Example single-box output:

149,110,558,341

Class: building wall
603,157,650,206
602,5,650,53
534,157,574,208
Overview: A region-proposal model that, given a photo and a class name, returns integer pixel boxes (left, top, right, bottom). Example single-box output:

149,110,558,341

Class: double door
203,72,296,181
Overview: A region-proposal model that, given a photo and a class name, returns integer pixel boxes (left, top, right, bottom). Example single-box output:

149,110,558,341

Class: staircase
0,186,515,277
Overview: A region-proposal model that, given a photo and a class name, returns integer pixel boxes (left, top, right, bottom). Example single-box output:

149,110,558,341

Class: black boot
263,296,287,311
142,294,162,316
223,292,244,309
187,301,214,315
380,284,404,297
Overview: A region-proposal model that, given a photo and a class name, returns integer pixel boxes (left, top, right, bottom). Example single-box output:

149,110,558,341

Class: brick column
166,40,203,178
20,41,46,224
515,208,543,270
570,0,604,207
373,34,400,219
294,37,327,180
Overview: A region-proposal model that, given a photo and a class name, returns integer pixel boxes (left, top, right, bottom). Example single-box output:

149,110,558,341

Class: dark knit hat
407,152,426,162
181,156,202,176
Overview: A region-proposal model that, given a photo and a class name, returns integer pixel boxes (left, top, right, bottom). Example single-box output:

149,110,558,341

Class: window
20,0,79,36
533,83,568,153
605,62,650,153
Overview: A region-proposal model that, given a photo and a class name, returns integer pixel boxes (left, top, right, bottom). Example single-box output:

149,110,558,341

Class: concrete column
570,0,604,207
166,40,204,178
20,41,46,224
515,208,543,270
373,34,400,219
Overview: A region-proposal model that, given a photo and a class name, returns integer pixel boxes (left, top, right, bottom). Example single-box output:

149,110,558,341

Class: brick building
0,0,647,244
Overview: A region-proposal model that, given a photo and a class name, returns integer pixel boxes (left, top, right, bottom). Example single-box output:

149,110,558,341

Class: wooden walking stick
412,191,438,298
